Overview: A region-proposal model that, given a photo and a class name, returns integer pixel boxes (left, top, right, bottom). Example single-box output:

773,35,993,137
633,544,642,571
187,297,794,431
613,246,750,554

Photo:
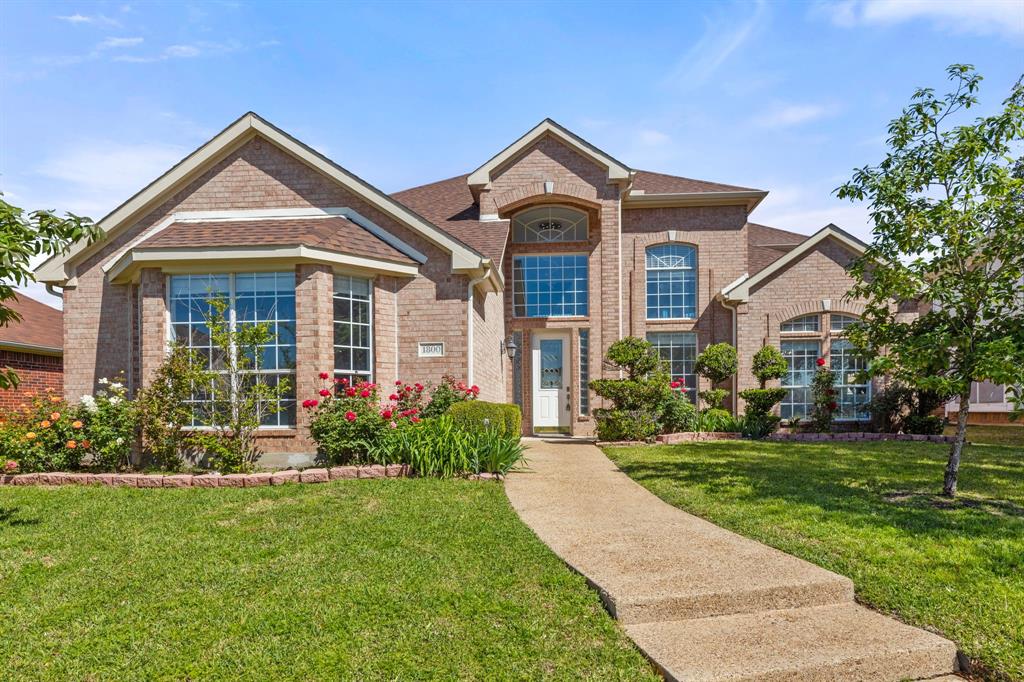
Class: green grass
604,439,1024,680
0,480,656,681
948,423,1024,447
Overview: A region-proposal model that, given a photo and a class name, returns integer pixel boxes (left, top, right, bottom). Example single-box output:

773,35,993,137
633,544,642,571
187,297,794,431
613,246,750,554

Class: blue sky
2,0,1021,306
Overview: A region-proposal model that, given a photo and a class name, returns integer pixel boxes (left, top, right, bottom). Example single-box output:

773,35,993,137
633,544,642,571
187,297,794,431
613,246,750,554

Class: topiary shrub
661,389,698,433
751,345,788,385
590,337,672,441
694,343,737,410
905,414,944,435
448,400,522,438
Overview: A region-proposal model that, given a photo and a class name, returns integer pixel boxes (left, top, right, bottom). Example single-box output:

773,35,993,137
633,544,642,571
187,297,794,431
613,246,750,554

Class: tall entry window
169,272,297,427
512,255,589,318
334,275,373,385
646,244,697,320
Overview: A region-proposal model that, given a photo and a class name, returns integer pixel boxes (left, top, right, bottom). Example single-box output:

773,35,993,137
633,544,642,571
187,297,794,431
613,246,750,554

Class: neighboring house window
579,329,590,416
169,272,297,428
647,331,697,402
781,314,820,333
646,244,697,320
334,275,373,385
512,254,589,318
830,339,870,419
780,340,818,420
830,314,858,331
512,205,588,243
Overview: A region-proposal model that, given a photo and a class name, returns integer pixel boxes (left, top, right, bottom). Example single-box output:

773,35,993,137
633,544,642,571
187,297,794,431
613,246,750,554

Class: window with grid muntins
781,314,820,333
512,205,588,243
334,275,373,386
646,244,697,320
830,314,858,331
169,272,297,428
830,339,870,419
578,329,590,415
512,254,588,318
780,340,819,420
647,332,698,402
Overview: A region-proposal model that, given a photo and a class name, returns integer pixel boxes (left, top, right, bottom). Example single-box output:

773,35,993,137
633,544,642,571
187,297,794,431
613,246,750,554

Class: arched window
778,312,870,421
512,206,588,243
646,244,697,320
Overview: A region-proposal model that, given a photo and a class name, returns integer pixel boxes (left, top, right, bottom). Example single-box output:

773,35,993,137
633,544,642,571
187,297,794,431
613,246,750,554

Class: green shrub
868,382,951,433
308,380,393,465
696,408,739,432
78,379,138,471
384,415,524,477
590,337,671,441
422,375,477,418
694,343,737,409
751,345,788,385
448,400,521,438
137,343,208,470
740,413,781,439
905,414,944,435
739,388,788,417
661,391,698,433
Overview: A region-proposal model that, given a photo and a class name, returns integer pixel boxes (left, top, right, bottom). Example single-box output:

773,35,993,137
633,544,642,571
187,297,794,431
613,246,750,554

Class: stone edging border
596,432,741,447
1,465,503,488
768,432,959,444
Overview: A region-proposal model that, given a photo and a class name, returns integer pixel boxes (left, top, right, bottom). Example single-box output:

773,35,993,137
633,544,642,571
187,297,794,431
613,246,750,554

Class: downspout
466,264,492,386
46,284,64,299
720,295,740,415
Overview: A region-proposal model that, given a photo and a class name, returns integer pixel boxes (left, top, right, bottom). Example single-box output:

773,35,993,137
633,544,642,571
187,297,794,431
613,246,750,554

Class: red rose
309,399,319,408
411,416,421,423
414,383,424,392
471,385,480,394
319,372,330,380
360,389,371,398
319,389,330,397
389,393,399,401
345,387,356,397
395,380,403,386
345,411,357,422
829,401,838,411
405,385,413,392
381,409,393,419
670,381,681,389
340,378,349,386
816,358,826,367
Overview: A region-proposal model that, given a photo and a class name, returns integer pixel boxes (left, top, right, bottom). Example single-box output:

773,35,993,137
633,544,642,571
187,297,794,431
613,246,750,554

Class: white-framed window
830,314,858,331
334,275,373,385
512,254,589,318
780,340,818,420
578,329,590,416
646,244,697,320
647,331,698,402
781,314,820,333
512,205,588,243
169,272,297,428
830,339,871,419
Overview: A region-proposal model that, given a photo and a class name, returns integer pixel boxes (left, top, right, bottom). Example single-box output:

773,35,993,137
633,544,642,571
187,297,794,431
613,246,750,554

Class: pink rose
389,421,398,429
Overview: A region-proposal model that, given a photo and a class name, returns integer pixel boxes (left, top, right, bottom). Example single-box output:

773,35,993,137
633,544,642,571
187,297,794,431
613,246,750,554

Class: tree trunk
943,386,972,497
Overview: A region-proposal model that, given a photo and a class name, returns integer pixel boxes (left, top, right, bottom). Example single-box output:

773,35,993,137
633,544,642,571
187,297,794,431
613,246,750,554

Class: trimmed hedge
448,401,522,438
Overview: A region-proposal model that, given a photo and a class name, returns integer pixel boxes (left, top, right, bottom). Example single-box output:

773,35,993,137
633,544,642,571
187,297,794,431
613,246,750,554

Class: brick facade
0,351,63,412
54,118,886,449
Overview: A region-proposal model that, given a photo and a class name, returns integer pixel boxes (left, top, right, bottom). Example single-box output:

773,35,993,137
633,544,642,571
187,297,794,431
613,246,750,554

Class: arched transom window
512,206,588,243
646,243,697,320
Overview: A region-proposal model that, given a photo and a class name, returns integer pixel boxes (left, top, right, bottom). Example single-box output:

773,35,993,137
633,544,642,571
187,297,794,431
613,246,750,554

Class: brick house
0,294,64,412
35,112,881,457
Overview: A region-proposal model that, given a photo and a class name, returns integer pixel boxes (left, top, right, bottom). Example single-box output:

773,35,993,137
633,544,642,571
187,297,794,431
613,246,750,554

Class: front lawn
0,480,656,680
948,423,1024,447
604,439,1023,680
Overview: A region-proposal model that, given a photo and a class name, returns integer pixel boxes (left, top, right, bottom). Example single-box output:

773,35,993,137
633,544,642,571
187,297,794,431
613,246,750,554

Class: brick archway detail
494,181,601,215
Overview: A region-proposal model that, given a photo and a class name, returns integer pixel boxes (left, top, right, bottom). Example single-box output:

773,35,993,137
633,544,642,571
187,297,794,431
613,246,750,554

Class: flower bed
0,465,504,488
767,432,960,444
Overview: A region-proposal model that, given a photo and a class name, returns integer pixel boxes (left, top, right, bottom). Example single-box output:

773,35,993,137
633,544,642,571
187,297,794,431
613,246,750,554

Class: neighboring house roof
391,174,509,264
36,112,488,286
136,216,416,264
0,294,63,355
632,170,762,195
721,223,868,303
746,222,808,275
467,118,633,189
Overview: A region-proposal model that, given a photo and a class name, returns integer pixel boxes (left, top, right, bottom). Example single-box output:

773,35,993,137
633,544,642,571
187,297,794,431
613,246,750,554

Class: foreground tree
837,65,1024,496
0,196,99,389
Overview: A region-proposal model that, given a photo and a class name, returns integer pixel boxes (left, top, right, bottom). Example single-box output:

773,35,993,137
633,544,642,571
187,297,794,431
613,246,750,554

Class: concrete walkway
505,439,960,682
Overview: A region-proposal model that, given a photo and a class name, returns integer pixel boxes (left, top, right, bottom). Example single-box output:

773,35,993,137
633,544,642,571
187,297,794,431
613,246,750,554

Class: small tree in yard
590,337,672,441
188,296,293,472
0,196,99,389
809,365,838,433
837,65,1024,496
694,343,738,411
739,345,789,436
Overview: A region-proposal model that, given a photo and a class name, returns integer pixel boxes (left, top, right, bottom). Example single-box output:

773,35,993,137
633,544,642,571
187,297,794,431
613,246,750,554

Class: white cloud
814,0,1023,39
751,182,873,241
663,0,767,89
754,103,832,128
113,40,241,63
97,36,144,50
637,129,671,145
56,13,122,28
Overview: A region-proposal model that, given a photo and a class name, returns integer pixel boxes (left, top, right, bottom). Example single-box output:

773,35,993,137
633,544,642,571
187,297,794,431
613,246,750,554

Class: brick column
295,264,333,441
139,268,167,390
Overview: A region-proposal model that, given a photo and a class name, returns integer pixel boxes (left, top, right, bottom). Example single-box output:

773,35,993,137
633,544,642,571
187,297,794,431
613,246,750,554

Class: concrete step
624,602,959,682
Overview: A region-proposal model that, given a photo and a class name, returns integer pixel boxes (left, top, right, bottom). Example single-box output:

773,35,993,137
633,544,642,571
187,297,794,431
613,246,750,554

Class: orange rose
25,432,37,440
40,420,51,428
50,412,61,421
81,439,91,448
50,395,61,403
66,440,77,449
72,420,83,429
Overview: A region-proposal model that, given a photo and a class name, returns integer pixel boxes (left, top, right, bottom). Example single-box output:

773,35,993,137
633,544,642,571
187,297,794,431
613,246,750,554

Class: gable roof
0,294,63,354
390,174,509,264
36,112,487,285
746,222,808,275
467,118,633,189
632,170,761,195
721,224,867,303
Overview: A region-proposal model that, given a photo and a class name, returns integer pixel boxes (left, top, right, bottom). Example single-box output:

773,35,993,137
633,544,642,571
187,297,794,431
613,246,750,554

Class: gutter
0,341,63,356
46,284,64,299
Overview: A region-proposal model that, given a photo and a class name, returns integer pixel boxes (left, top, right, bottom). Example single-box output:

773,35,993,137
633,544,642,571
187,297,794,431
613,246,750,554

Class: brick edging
0,466,503,488
767,432,959,444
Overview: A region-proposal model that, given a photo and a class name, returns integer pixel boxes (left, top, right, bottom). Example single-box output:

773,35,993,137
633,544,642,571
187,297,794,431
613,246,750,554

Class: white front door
532,332,571,432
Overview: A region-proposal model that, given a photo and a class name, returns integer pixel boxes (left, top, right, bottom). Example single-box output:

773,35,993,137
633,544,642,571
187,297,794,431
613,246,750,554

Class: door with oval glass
531,331,571,433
